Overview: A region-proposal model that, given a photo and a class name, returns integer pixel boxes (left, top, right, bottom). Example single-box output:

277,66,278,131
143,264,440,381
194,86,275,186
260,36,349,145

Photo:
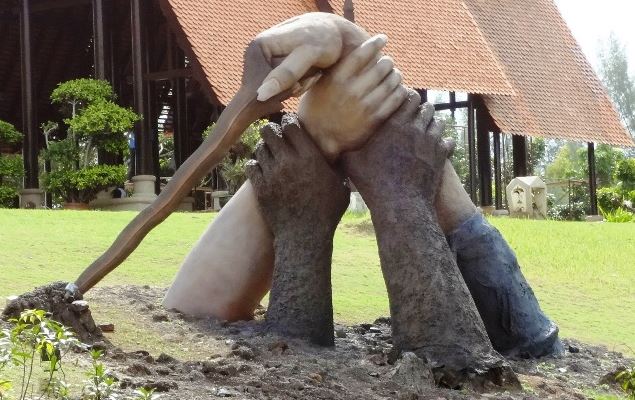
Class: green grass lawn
0,209,633,354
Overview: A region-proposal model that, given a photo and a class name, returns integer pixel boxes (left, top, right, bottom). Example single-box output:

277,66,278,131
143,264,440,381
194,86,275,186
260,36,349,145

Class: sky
554,0,635,74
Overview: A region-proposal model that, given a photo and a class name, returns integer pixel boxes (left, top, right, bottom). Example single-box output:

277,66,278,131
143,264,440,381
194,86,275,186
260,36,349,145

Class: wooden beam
344,0,355,22
588,142,598,215
512,134,528,177
493,129,503,209
434,100,468,111
144,68,192,81
20,0,38,189
314,0,333,13
477,102,492,207
92,0,110,81
467,95,478,203
131,0,154,176
5,0,90,16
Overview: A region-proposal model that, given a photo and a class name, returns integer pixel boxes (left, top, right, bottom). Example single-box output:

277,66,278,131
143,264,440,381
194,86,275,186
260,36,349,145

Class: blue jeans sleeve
446,213,563,358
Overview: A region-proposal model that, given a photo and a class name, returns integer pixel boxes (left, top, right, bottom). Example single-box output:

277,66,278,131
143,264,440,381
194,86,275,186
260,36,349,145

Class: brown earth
3,285,632,399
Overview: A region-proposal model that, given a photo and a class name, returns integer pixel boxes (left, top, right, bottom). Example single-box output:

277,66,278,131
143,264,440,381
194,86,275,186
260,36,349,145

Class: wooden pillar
493,129,503,209
168,33,189,168
512,134,527,177
588,142,598,215
467,94,477,203
20,0,38,189
449,91,456,120
92,0,111,81
476,103,492,207
344,0,354,22
130,0,154,176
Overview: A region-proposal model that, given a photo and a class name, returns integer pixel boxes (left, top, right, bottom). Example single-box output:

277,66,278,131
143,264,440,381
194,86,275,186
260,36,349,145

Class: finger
245,160,265,191
260,123,286,158
254,141,275,173
280,113,316,153
364,69,403,111
444,138,457,159
419,102,437,132
351,56,395,96
257,45,320,101
372,84,409,123
331,34,388,81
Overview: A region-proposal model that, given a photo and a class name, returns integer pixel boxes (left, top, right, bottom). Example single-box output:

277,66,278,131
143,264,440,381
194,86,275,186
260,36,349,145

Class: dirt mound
76,285,632,400
3,281,102,342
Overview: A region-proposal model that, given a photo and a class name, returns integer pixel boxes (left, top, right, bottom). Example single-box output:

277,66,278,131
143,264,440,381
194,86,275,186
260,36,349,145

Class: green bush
43,165,127,204
0,122,24,208
615,158,635,191
204,119,267,193
597,187,624,213
43,79,139,205
616,366,635,399
0,121,22,145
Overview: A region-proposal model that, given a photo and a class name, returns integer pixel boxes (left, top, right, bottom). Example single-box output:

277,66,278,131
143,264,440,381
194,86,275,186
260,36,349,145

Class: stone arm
341,89,517,388
446,212,563,358
246,115,350,346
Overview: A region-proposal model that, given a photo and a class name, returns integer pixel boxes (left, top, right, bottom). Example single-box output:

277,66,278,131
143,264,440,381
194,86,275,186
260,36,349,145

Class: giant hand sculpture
73,13,404,318
162,22,407,319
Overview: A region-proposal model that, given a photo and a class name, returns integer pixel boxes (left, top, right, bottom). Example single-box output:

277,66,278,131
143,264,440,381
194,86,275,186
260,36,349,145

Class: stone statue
63,11,561,387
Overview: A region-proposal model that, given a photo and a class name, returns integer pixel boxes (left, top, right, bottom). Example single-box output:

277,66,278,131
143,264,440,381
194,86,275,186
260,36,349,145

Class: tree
42,79,139,205
598,33,635,138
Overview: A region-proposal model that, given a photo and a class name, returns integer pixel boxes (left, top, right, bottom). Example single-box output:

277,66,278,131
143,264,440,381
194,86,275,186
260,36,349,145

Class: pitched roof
162,0,633,146
462,0,633,146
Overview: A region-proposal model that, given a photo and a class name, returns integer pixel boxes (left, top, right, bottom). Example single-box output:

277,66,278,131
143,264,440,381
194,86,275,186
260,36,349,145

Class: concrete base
19,188,44,209
348,191,368,214
585,215,604,222
89,175,192,212
90,196,194,211
491,209,510,217
479,206,496,216
211,191,230,211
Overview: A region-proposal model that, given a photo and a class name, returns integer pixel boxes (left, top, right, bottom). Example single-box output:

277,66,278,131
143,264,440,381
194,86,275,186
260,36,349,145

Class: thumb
257,45,321,101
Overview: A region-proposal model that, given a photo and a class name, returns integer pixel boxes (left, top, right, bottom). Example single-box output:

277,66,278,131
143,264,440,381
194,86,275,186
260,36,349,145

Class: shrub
204,119,267,193
616,366,635,399
0,122,24,208
42,79,139,205
43,165,127,204
0,121,23,146
615,158,635,191
597,187,623,213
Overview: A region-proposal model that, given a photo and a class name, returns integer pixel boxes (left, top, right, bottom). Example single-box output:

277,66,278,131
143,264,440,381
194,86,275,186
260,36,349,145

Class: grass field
0,209,633,354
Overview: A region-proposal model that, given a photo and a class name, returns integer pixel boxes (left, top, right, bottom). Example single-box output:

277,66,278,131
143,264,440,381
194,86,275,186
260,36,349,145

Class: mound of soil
3,285,631,399
75,286,631,400
3,281,102,343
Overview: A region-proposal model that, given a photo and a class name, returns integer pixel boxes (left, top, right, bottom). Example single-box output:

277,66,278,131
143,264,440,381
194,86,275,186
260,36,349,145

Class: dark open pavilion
1,0,632,211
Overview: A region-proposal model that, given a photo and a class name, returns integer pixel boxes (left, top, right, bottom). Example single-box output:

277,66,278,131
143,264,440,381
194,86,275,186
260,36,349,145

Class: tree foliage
0,122,23,208
0,121,23,145
598,33,635,137
43,79,138,205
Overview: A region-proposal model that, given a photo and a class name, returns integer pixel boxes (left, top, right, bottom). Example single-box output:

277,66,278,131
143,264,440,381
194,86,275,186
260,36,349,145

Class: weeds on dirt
0,310,159,400
616,366,635,399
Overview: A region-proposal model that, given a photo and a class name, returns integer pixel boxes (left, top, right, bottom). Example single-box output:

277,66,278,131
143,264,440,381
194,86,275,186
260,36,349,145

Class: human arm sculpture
246,115,349,346
341,90,517,387
163,26,406,319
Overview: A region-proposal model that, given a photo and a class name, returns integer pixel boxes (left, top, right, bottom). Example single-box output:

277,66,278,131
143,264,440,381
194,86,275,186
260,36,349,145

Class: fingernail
257,78,281,101
375,34,388,46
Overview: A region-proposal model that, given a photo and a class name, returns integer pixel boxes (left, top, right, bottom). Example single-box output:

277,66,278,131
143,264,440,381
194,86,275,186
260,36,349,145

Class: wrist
435,161,478,234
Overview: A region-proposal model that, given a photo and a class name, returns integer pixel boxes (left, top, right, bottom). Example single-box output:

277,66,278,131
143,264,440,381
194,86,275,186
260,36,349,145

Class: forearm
367,196,494,370
266,231,335,346
435,161,478,234
446,213,562,357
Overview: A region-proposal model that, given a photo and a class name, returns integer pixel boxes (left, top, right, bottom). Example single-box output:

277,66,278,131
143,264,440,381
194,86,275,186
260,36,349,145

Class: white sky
554,0,635,74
